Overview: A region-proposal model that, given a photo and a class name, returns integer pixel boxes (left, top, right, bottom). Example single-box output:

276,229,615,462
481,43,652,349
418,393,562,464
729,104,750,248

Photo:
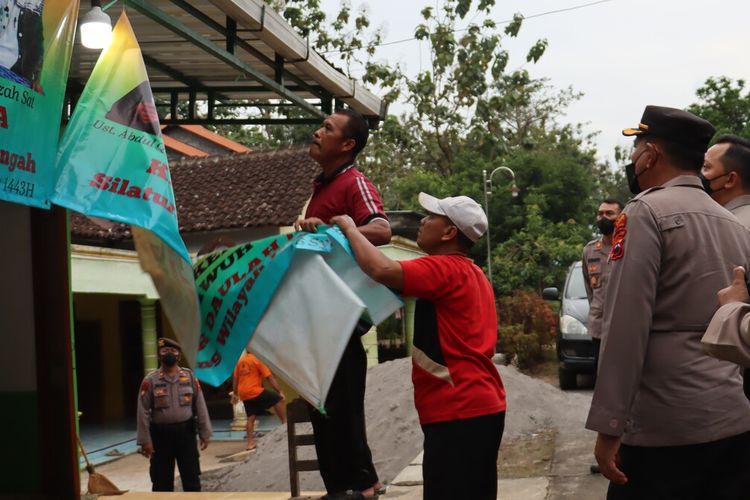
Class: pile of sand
203,357,592,492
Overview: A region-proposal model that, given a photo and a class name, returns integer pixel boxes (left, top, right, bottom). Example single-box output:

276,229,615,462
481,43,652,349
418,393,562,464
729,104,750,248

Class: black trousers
607,431,750,500
149,420,201,492
309,332,378,494
421,411,505,500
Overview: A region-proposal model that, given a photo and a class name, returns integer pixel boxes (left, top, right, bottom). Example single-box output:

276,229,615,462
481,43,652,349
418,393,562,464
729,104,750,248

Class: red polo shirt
305,163,387,224
400,254,506,425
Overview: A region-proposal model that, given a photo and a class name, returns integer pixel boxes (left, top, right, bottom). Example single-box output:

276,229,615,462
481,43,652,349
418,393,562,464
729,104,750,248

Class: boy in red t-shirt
331,192,506,500
231,351,286,451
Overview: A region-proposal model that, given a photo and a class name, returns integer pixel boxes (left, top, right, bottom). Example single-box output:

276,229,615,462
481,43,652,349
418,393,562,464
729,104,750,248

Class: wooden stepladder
287,398,320,498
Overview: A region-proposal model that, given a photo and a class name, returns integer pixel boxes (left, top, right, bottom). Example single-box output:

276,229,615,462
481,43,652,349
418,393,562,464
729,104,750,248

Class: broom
77,436,128,495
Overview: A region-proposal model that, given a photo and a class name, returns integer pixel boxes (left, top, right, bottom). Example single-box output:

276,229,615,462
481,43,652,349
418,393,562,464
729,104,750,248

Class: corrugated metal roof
67,1,385,126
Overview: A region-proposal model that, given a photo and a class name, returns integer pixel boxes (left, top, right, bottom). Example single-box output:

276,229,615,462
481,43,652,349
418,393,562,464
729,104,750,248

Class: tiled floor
80,417,281,467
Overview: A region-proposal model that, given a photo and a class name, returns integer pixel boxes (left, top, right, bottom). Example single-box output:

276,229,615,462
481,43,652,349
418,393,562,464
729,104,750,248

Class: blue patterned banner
193,227,403,392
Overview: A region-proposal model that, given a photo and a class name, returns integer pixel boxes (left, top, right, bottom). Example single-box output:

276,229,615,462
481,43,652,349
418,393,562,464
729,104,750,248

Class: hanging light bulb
80,0,112,50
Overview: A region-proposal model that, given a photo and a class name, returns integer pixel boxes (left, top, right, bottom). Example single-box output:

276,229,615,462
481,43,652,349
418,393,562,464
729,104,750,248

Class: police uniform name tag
154,385,169,408
590,275,600,288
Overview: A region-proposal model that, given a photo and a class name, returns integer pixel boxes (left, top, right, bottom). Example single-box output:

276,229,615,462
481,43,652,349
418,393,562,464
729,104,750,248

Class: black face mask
597,218,615,235
625,162,642,195
161,353,178,367
700,172,728,195
625,146,651,195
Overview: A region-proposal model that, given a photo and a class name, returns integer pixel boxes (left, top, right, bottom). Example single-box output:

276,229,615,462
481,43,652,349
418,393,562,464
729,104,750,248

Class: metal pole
483,169,492,283
483,166,518,284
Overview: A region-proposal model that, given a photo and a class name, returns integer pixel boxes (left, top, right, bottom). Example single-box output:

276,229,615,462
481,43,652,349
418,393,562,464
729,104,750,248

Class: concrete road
92,378,609,499
546,431,608,500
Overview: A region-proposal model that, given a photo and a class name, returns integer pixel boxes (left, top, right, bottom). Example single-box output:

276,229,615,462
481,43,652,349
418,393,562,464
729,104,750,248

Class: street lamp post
482,166,519,283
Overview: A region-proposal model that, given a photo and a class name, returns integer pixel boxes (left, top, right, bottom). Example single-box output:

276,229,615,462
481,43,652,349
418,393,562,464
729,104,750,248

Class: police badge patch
140,379,150,397
610,213,627,261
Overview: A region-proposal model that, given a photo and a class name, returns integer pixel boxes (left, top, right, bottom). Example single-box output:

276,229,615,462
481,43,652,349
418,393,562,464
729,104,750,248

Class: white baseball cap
418,192,488,242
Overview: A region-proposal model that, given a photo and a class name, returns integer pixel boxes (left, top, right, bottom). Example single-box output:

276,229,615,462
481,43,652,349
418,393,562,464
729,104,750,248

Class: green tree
591,157,631,208
205,1,614,299
470,72,576,155
272,0,384,73
360,3,549,176
491,205,589,296
368,71,603,292
688,76,750,137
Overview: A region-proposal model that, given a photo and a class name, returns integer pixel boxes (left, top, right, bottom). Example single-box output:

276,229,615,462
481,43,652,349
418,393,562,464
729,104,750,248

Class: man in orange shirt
231,351,287,451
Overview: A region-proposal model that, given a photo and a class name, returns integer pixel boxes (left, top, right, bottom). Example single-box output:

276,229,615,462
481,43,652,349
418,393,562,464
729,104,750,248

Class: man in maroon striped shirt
296,108,391,499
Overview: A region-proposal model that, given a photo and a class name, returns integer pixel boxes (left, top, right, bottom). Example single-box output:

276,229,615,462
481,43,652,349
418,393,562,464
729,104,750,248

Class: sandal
344,490,379,499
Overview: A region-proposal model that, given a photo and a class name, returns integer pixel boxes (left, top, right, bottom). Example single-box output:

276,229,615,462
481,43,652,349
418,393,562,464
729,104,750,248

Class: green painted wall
0,392,40,494
379,244,423,356
361,327,378,367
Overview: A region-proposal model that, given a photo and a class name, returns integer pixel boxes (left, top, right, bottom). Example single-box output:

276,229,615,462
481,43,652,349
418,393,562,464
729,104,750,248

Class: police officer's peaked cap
622,105,716,152
157,337,182,351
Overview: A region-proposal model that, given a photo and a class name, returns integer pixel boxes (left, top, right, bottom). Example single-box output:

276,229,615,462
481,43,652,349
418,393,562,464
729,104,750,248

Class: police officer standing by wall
137,338,212,492
587,106,750,499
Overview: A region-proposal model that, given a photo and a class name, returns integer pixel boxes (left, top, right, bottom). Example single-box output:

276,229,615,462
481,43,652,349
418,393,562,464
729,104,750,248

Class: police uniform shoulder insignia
610,214,627,261
634,186,663,200
140,379,151,397
595,240,602,250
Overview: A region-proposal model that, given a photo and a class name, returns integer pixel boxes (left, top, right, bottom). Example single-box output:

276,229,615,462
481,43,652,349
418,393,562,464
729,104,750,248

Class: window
565,264,587,300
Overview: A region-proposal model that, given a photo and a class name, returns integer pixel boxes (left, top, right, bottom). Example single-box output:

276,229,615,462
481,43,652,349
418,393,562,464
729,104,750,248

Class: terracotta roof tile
70,214,131,242
71,147,318,241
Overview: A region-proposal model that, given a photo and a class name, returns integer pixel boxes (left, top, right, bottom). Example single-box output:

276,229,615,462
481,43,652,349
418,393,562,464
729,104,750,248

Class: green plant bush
497,290,556,369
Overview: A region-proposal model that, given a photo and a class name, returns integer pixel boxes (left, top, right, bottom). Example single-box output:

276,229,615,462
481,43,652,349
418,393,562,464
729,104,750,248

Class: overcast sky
320,0,750,164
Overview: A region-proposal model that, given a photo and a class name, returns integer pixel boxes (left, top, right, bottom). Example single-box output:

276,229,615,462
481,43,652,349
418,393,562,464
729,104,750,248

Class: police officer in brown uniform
581,198,622,475
701,134,750,229
137,338,212,492
586,106,750,499
703,266,750,366
582,198,623,375
701,134,750,400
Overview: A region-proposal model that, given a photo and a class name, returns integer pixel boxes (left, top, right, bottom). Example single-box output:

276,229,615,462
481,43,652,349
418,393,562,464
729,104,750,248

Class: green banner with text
0,0,79,207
